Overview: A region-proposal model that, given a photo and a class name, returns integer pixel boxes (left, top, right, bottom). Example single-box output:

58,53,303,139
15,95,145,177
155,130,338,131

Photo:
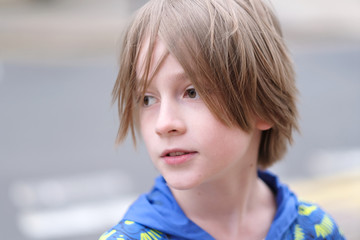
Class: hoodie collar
124,170,298,239
124,176,213,239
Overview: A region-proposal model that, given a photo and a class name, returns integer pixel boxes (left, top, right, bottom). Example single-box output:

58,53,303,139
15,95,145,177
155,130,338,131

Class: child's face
137,39,262,190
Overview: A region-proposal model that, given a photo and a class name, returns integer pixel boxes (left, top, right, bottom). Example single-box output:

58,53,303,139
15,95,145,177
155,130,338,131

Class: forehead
136,37,169,80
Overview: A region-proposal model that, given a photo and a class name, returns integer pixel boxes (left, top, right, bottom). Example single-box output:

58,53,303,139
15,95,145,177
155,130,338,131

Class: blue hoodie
99,171,345,240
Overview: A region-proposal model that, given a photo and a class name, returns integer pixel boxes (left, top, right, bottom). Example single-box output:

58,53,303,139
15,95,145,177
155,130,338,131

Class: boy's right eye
143,95,156,106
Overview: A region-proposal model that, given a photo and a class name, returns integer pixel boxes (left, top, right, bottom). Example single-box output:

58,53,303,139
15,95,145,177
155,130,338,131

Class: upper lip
160,149,197,157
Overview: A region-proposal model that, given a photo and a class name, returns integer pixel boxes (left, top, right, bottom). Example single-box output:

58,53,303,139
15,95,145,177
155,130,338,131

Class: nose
155,100,186,137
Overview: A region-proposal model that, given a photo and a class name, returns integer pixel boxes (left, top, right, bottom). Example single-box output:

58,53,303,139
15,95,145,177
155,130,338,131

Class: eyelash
142,87,199,107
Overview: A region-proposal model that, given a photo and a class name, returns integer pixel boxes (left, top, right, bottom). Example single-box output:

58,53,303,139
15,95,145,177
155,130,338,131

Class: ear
255,119,272,131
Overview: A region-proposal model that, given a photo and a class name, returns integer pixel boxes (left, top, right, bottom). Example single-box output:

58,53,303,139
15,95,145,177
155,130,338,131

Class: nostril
155,114,186,136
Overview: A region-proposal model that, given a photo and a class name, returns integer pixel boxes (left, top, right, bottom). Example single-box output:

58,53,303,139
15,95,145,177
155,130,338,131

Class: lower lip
162,152,197,165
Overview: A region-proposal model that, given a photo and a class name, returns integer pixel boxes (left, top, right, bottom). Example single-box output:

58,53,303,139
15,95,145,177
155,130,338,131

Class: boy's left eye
184,88,199,99
143,95,157,106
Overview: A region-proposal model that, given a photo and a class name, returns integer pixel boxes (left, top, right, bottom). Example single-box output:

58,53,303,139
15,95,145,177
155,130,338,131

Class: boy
100,0,345,239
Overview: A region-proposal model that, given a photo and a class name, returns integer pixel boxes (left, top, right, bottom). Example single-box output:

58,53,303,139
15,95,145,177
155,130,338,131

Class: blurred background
0,0,359,239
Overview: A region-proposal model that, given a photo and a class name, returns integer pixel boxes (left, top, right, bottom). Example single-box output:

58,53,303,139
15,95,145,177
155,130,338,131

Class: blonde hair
113,0,299,168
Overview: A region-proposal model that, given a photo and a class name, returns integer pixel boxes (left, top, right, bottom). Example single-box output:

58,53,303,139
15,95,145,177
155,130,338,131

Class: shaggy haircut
112,0,299,168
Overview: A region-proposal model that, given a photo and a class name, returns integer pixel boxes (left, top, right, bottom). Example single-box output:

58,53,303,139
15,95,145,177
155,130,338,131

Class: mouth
166,152,189,157
160,149,197,165
161,149,196,157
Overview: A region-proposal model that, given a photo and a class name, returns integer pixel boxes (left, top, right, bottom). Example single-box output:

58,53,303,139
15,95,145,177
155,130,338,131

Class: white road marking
309,148,360,176
18,196,136,239
8,170,137,238
9,170,133,209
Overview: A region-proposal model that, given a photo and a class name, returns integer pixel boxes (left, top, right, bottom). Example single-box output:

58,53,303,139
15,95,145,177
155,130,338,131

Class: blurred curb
0,0,359,62
288,168,360,240
0,0,131,62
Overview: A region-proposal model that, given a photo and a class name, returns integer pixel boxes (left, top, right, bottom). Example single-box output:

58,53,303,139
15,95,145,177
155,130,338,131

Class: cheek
139,113,154,145
199,117,252,158
139,115,147,136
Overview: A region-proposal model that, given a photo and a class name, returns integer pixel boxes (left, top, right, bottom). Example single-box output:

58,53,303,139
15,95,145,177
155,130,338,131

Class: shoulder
99,220,171,240
291,201,346,240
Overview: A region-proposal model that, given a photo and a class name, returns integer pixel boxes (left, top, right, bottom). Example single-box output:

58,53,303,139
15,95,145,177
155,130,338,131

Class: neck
170,167,275,239
171,165,258,216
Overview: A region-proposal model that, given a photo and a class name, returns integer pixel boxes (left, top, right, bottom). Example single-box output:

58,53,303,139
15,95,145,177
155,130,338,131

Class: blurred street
0,0,359,239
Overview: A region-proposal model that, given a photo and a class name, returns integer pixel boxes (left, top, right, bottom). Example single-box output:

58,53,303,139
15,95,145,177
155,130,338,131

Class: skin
137,38,276,240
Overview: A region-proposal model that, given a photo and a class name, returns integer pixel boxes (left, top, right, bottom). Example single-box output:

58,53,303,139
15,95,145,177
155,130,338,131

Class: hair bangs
113,0,299,167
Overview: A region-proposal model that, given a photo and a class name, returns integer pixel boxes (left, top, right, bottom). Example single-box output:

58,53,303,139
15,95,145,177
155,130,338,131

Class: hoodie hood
124,176,213,239
123,170,298,239
258,171,298,239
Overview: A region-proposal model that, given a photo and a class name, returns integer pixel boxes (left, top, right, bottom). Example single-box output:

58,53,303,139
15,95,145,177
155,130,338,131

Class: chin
163,173,203,191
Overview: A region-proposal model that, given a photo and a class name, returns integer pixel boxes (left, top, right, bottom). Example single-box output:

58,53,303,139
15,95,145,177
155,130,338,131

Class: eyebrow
173,71,188,82
136,70,188,83
135,71,190,101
